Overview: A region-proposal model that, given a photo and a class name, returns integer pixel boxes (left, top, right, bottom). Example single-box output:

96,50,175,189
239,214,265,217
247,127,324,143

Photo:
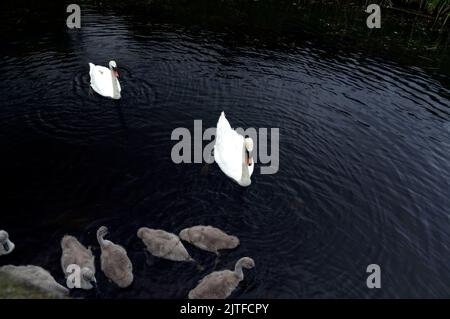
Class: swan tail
216,111,232,145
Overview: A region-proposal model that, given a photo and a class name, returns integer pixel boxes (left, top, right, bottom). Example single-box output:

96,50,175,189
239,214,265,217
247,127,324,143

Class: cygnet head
179,228,200,242
0,230,8,243
97,226,109,245
238,257,255,269
137,227,148,239
0,230,13,253
81,267,97,289
178,228,189,241
228,235,240,248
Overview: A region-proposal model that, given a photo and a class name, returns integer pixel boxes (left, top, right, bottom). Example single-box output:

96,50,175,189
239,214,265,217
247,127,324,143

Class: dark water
1,4,450,299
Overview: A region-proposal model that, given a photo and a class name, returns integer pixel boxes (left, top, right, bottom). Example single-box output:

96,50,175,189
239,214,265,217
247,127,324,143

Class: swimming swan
188,257,255,299
179,225,239,254
214,112,254,186
137,227,195,262
89,60,121,99
0,265,69,298
0,230,15,256
60,235,96,290
97,226,133,288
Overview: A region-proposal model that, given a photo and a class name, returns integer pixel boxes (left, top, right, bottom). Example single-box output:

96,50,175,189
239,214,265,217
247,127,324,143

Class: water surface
1,5,450,298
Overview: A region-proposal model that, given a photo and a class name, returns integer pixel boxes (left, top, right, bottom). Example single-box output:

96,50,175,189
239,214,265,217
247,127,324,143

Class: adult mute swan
88,60,121,99
0,230,15,256
214,112,254,187
188,257,255,299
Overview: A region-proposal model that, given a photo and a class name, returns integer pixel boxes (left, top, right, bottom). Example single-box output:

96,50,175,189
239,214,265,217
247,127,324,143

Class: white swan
88,60,121,99
0,230,15,256
214,112,254,186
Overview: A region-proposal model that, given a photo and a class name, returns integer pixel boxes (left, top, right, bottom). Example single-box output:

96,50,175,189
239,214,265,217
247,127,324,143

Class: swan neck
234,262,244,281
241,143,251,185
97,232,106,248
111,70,120,98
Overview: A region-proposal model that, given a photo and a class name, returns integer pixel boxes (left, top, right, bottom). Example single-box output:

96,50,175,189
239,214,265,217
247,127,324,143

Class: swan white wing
214,112,245,182
89,63,114,98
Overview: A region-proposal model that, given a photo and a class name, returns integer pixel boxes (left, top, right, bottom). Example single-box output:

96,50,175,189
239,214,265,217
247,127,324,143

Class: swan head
137,227,148,239
244,136,254,166
81,267,97,289
244,136,254,153
179,228,201,242
109,60,119,78
0,230,14,255
238,257,255,269
178,228,190,241
97,226,109,244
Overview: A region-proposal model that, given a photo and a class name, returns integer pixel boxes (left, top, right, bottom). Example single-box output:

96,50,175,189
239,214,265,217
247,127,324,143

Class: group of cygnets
0,225,255,299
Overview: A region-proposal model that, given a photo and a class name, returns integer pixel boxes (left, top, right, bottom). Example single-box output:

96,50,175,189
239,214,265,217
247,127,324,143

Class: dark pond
1,1,450,298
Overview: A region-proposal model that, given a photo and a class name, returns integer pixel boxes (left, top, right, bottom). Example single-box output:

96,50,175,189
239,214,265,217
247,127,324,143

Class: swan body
97,226,133,288
60,235,96,290
179,225,239,254
137,227,194,262
214,112,254,186
0,230,15,256
0,265,69,298
188,257,255,299
89,60,121,99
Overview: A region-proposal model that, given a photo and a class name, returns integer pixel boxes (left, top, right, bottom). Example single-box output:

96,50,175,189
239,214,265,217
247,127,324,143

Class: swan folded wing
193,270,239,299
61,237,95,271
216,112,232,145
104,246,132,279
89,64,114,98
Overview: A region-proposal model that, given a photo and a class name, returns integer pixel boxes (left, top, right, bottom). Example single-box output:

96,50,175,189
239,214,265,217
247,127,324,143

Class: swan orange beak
246,151,252,166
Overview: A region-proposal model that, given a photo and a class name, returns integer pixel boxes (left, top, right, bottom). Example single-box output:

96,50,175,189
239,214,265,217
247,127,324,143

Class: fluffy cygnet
137,227,195,262
97,226,133,288
61,235,96,290
179,225,239,254
188,257,255,299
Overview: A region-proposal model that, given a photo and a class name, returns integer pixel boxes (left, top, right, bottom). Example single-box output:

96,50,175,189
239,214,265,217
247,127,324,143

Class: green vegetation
388,0,450,27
